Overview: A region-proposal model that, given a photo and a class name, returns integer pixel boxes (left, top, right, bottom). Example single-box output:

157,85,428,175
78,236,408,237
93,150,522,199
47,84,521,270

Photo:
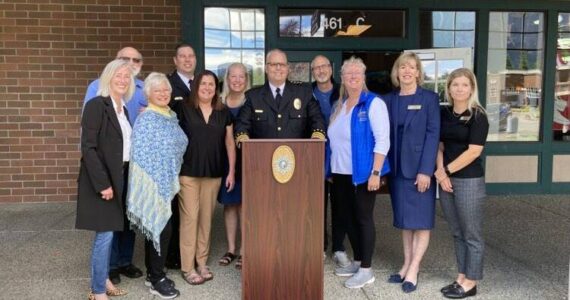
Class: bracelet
444,165,452,176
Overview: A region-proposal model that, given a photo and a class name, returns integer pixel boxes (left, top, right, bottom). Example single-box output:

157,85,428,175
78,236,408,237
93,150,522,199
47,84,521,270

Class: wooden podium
241,139,324,300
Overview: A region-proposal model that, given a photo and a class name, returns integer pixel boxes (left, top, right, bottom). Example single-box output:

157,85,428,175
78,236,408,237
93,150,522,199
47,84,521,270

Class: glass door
406,47,473,103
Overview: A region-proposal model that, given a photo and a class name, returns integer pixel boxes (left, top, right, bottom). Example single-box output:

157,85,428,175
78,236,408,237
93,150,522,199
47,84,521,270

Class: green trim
486,183,544,195
183,1,570,194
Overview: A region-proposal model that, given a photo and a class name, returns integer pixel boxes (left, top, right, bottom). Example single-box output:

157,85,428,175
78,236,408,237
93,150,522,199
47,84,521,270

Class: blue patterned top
126,108,188,254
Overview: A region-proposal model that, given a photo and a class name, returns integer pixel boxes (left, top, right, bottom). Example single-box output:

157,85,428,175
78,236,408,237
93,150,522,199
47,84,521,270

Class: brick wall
0,0,181,203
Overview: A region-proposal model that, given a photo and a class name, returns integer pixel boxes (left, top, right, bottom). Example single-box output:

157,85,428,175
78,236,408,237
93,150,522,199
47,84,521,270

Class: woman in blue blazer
383,52,440,293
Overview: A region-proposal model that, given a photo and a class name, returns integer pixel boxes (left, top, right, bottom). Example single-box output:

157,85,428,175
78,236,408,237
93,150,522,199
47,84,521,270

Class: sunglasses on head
119,56,142,63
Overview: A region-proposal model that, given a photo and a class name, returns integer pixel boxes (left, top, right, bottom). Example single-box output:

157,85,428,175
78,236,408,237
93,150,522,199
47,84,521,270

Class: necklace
452,108,467,118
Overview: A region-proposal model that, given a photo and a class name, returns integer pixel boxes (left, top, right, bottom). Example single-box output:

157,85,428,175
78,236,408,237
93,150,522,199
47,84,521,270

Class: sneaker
333,251,351,268
345,268,375,289
145,275,175,287
334,261,360,277
150,277,180,299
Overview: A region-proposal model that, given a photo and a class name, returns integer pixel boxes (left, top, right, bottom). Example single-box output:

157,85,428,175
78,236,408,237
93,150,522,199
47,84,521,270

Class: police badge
293,98,302,110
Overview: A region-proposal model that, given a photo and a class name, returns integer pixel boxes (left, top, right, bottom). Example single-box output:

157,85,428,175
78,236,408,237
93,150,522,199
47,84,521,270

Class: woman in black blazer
76,59,135,300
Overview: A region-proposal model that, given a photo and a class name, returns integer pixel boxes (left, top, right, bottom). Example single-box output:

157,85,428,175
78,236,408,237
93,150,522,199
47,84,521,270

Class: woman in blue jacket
384,52,440,293
328,56,390,289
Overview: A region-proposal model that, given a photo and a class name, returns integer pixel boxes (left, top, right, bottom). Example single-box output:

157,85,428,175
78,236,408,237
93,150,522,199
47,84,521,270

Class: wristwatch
371,170,380,176
444,165,452,176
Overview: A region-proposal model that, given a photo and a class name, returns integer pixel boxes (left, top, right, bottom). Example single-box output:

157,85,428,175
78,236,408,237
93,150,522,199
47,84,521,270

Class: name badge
460,116,471,121
174,96,183,101
407,105,422,110
357,110,368,121
255,109,264,113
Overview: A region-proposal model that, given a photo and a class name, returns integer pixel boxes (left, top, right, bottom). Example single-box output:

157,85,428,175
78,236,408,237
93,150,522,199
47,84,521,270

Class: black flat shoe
401,273,419,293
118,264,143,278
109,268,121,285
440,281,459,293
388,273,404,283
165,260,181,270
443,285,477,299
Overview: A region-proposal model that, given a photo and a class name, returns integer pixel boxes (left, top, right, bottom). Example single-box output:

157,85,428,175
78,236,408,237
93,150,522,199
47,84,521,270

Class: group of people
75,44,489,300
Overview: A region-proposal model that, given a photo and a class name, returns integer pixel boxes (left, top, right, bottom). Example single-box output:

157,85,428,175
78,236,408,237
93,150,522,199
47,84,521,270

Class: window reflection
554,13,570,141
204,8,265,86
486,12,544,142
419,11,476,49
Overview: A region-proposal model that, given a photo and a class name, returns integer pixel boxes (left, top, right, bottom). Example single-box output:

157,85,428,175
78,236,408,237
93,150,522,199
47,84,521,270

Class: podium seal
272,145,295,184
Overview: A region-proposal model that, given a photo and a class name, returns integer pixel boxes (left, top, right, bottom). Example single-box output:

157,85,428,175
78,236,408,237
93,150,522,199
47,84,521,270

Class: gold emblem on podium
293,98,302,110
272,145,295,184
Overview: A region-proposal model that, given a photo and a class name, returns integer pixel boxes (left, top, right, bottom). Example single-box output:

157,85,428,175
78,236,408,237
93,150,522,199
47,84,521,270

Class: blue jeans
91,231,114,294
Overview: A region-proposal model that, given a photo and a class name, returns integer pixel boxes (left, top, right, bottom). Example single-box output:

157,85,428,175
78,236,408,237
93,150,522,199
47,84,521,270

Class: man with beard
84,46,147,126
310,55,346,265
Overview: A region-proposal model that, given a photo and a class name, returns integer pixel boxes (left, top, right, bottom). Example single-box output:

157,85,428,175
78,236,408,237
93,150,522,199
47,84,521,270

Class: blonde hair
220,63,250,106
96,59,135,101
143,72,172,98
329,56,368,125
445,68,486,115
390,52,424,87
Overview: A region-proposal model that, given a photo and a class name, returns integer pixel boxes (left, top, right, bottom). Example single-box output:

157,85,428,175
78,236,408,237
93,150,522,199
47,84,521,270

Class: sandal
106,287,128,296
88,291,95,300
235,255,242,270
198,266,214,281
218,252,237,266
183,271,205,285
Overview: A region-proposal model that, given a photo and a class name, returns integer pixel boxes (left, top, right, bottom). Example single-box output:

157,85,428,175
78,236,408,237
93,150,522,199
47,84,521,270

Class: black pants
165,196,180,265
331,174,377,268
145,217,173,284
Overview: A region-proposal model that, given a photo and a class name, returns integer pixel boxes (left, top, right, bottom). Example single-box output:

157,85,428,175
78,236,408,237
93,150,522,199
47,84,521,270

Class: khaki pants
178,176,222,273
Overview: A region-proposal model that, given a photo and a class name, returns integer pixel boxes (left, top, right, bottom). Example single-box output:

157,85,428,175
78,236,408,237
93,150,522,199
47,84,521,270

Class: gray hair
143,72,172,98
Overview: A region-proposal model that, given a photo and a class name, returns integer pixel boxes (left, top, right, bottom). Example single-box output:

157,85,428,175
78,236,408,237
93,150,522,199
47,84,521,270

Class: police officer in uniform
235,49,326,142
164,43,197,270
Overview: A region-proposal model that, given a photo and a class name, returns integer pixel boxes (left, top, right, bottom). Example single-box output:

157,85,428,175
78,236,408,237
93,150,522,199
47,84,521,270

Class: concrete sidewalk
0,195,568,299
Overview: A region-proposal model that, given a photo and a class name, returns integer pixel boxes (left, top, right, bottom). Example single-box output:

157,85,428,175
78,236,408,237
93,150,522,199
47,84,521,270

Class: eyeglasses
312,63,331,71
119,56,143,64
266,62,288,69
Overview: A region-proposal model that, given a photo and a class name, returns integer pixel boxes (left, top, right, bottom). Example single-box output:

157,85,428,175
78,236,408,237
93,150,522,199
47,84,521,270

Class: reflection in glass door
285,51,342,83
405,48,473,103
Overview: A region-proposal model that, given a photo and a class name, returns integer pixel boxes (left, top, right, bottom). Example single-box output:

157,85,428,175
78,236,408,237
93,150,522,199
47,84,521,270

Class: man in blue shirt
310,55,345,265
84,46,147,126
83,46,145,284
